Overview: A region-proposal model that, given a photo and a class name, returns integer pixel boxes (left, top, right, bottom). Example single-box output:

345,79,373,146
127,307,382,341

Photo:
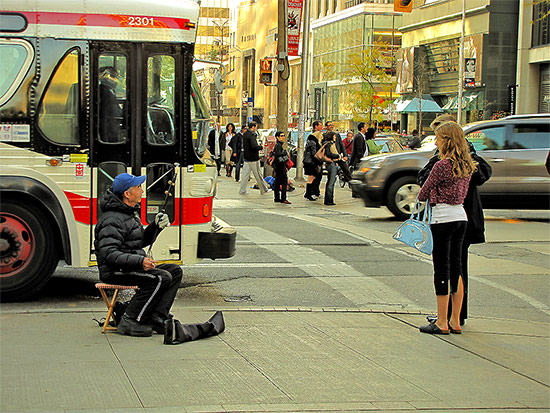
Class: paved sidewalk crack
217,334,294,402
104,334,146,409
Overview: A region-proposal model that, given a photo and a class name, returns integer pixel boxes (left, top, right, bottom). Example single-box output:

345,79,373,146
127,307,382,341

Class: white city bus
0,0,236,301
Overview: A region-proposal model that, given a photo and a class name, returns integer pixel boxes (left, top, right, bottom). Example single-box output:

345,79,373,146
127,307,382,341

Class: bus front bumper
197,216,236,259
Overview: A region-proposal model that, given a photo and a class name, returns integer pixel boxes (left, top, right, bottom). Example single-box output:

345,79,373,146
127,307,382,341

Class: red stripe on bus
18,11,191,30
64,191,212,226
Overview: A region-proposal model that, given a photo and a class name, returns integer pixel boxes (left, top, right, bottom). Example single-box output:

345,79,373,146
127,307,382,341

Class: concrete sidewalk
1,305,548,412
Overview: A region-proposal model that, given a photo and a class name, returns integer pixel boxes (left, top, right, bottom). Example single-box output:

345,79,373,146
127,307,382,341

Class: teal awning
395,96,443,113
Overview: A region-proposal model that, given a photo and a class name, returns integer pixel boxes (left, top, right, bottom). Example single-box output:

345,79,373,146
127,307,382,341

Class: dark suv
350,115,550,219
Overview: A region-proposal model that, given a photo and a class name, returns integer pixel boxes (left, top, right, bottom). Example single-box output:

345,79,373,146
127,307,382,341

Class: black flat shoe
419,323,449,335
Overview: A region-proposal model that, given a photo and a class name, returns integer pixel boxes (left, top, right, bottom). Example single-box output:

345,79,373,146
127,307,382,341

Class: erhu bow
146,163,180,258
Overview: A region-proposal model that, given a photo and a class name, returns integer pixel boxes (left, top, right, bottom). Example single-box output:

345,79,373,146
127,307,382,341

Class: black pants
234,152,243,182
273,163,288,202
448,241,470,322
305,169,322,198
102,263,182,322
431,221,467,296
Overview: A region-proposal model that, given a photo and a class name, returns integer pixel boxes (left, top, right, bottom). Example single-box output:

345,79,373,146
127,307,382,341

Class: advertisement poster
465,58,476,88
287,0,303,56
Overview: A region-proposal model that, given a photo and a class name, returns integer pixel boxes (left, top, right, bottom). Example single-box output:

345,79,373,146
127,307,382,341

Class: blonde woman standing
417,122,476,335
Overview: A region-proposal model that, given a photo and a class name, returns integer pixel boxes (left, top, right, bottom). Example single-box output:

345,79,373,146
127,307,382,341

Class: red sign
75,163,84,177
287,0,303,57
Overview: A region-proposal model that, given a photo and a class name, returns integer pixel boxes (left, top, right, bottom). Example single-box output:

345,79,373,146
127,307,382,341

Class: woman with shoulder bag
272,131,291,204
419,116,492,327
417,121,476,335
320,131,342,206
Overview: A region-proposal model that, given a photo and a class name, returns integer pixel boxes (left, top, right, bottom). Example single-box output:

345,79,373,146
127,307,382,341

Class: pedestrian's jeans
240,160,268,194
324,162,337,204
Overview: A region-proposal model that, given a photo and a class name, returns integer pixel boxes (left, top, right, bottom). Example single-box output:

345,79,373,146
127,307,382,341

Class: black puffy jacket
94,189,159,280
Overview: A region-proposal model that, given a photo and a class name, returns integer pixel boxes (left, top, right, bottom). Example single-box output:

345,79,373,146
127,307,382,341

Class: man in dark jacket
98,66,123,143
407,129,422,149
239,121,268,195
94,173,181,337
207,123,222,175
350,122,367,170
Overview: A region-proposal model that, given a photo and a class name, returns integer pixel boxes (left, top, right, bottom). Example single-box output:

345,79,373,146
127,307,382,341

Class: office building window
532,1,550,47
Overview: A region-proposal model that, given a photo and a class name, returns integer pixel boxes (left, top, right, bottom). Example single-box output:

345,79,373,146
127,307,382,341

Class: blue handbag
392,200,433,255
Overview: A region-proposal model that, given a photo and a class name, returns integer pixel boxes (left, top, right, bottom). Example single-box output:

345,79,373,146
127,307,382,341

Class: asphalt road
4,177,549,326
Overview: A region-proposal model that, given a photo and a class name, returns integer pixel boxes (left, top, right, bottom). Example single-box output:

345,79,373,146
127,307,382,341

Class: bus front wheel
0,201,58,301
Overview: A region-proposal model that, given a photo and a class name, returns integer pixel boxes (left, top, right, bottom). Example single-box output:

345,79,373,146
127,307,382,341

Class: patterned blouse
418,158,471,205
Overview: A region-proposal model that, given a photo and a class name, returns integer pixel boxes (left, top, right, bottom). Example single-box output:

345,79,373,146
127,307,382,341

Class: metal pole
457,0,466,125
277,0,289,136
296,0,310,181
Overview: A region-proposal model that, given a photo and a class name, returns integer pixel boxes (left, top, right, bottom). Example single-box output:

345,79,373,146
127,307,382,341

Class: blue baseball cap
112,173,146,194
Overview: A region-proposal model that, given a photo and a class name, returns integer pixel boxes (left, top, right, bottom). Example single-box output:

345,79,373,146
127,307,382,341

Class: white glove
155,213,170,229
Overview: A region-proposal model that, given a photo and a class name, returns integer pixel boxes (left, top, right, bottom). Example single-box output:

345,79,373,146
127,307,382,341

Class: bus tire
0,200,58,301
386,176,421,220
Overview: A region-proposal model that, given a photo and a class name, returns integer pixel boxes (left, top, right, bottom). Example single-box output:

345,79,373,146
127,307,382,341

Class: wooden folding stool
95,283,138,333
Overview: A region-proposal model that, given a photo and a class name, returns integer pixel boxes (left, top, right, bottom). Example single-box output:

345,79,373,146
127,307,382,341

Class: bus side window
98,54,127,143
37,49,80,145
0,39,33,107
146,55,175,145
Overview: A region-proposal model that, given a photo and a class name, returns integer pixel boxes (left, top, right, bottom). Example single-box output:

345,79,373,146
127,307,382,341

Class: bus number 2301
128,16,155,27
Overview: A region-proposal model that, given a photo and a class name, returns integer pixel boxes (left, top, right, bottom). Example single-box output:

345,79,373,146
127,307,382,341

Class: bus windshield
191,72,210,157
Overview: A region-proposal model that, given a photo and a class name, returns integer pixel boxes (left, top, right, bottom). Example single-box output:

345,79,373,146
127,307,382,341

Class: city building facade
195,0,231,119
396,0,520,132
516,0,550,114
310,0,402,132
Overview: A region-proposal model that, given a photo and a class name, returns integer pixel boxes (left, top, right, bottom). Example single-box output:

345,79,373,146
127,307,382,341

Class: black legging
430,221,467,296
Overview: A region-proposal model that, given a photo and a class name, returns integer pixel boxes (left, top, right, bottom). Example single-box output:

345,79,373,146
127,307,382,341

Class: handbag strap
417,199,431,224
412,198,431,224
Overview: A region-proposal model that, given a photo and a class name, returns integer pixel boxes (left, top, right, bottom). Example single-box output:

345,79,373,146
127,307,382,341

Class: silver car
350,115,550,219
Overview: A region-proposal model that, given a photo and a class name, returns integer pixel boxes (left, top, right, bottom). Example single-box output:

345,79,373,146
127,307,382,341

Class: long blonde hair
435,121,476,178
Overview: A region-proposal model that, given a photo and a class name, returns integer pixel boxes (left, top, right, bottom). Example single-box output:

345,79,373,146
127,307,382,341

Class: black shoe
117,315,153,337
427,315,465,327
419,323,449,335
324,202,336,206
145,315,166,334
274,199,281,203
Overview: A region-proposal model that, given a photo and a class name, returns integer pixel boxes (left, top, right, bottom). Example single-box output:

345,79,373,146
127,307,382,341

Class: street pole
457,0,466,125
277,0,289,137
296,0,310,181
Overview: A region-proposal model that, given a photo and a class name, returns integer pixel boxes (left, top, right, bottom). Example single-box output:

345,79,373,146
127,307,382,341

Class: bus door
90,42,182,261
